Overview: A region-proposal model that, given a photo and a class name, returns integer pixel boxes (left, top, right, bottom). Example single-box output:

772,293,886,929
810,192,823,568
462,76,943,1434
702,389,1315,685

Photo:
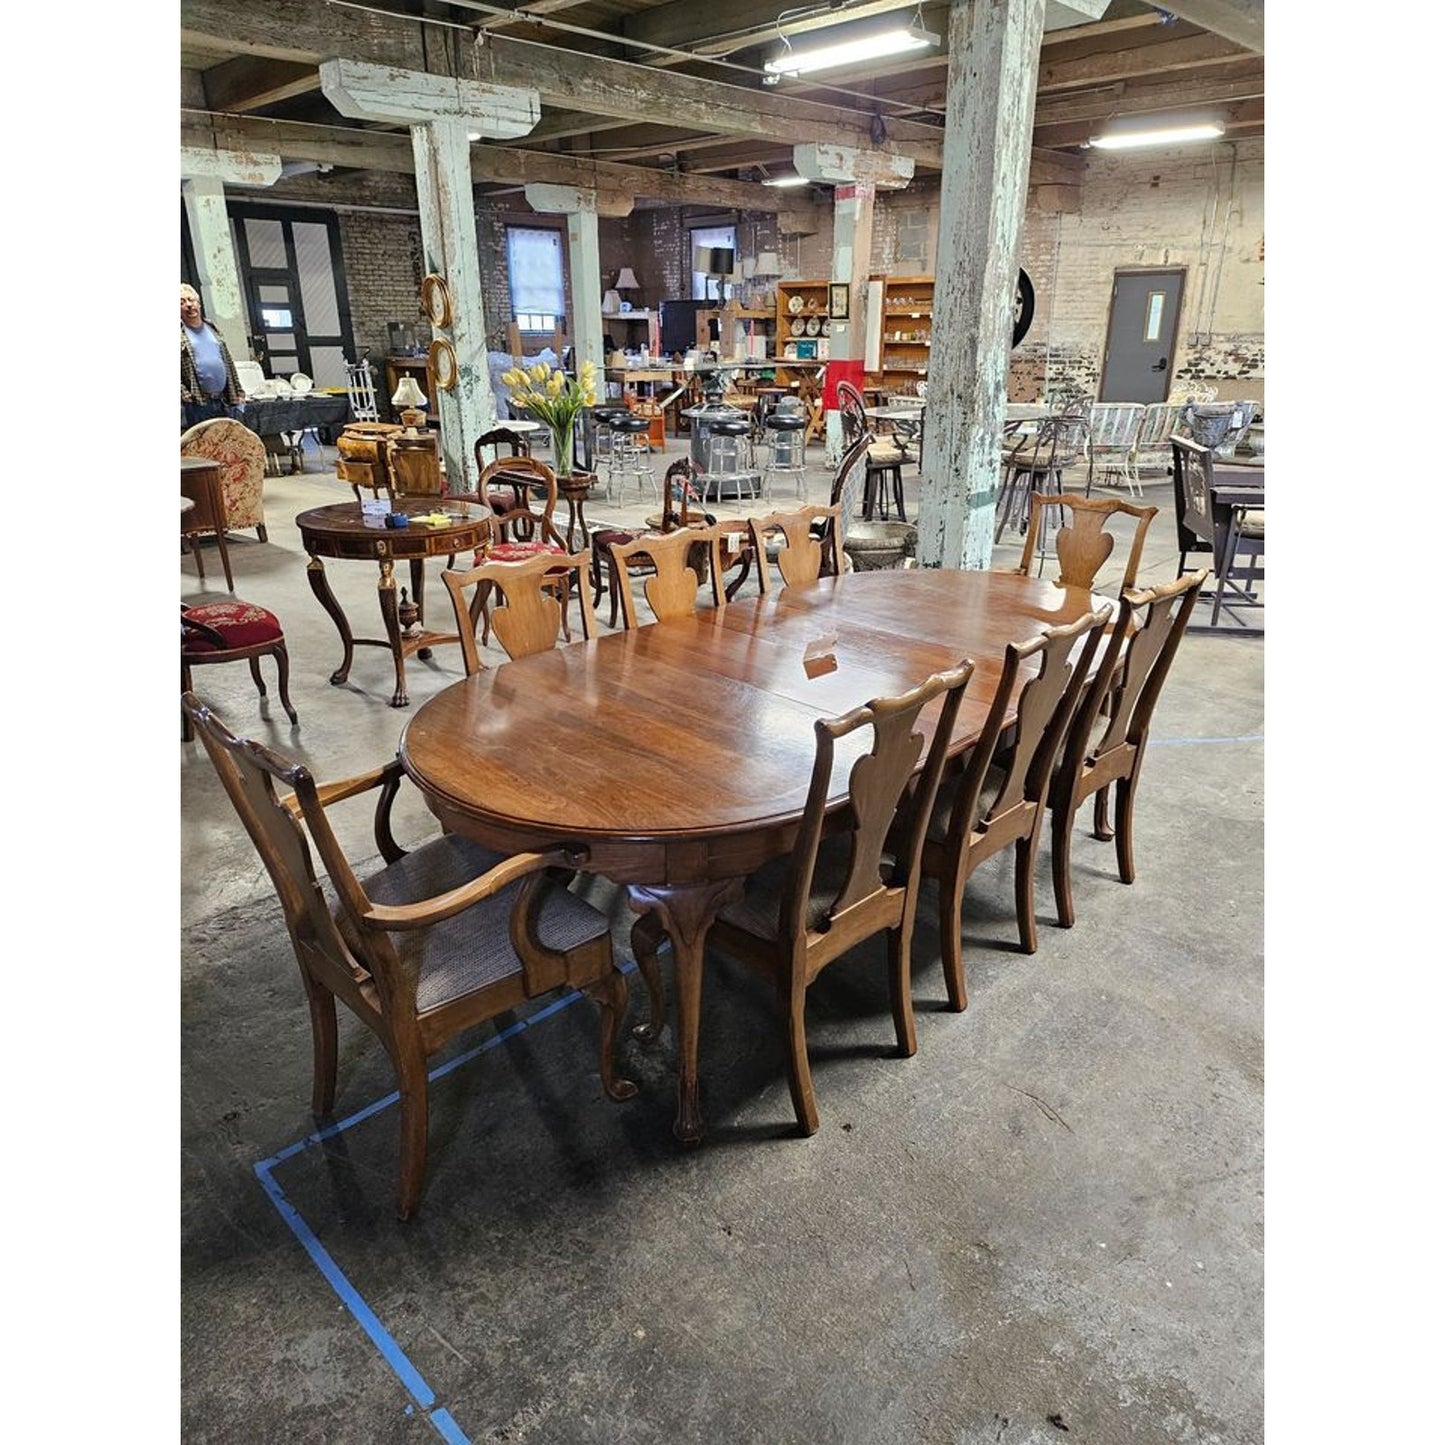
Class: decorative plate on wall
783,342,799,359
789,317,806,336
804,316,821,336
429,337,458,392
422,273,454,328
787,295,804,315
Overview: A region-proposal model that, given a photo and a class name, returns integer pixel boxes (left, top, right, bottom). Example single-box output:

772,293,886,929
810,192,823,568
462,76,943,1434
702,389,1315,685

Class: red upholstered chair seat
182,601,286,653
488,541,567,564
180,599,296,742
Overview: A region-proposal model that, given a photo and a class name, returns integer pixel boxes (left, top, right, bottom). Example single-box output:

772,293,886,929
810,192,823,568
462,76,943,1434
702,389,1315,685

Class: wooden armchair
1049,570,1207,928
747,504,842,595
1016,492,1158,590
181,692,650,1220
918,607,1112,1011
607,525,725,628
700,662,973,1134
442,547,596,673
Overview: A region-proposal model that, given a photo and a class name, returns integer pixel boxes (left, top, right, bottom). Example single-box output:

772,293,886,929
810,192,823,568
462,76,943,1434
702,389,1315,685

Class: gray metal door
1099,269,1185,403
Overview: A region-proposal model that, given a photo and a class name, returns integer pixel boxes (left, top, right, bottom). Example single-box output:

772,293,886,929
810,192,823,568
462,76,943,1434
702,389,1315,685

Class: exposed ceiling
180,0,1263,210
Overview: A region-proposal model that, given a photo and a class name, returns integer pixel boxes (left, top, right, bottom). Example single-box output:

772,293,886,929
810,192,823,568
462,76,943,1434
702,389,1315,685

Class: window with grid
506,226,565,330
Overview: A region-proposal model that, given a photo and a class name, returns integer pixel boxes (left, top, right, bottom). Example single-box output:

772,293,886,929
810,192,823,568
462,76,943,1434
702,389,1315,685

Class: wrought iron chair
1085,402,1146,496
994,410,1091,542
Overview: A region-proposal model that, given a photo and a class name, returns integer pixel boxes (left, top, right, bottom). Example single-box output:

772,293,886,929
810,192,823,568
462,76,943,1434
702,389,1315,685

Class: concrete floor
181,433,1263,1442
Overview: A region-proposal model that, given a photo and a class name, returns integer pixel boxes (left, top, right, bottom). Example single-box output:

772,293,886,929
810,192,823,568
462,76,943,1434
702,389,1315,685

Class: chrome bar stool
588,406,630,505
761,412,809,502
608,412,658,505
703,415,758,504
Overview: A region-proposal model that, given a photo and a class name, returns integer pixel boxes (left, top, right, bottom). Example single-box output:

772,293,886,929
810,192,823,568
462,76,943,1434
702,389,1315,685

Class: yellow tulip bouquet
499,359,598,478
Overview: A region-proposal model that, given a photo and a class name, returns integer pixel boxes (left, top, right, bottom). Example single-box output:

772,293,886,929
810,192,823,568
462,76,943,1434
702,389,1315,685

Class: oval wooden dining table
399,568,1110,1142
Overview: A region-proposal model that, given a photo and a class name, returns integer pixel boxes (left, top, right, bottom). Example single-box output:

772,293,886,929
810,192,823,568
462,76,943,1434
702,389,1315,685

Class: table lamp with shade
391,375,428,434
692,247,736,305
614,266,641,312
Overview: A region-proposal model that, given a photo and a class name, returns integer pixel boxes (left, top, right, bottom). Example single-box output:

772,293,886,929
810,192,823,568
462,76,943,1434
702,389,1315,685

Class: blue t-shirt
186,322,228,396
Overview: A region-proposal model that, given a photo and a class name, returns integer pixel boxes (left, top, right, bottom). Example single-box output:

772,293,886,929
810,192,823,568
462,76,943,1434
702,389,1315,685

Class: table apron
424,795,799,887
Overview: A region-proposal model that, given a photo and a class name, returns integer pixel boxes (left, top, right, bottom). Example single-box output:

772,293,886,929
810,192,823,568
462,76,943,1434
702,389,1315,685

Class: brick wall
336,210,425,361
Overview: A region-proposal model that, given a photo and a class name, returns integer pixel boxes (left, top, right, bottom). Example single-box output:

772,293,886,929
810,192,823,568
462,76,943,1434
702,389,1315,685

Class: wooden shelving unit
872,274,934,400
774,280,833,364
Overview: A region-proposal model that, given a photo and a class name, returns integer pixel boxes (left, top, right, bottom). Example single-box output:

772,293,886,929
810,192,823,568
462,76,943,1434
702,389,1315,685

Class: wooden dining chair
608,524,725,628
181,600,297,742
1016,491,1158,590
442,547,596,673
181,692,653,1221
700,662,974,1134
918,607,1113,1011
747,504,842,595
1049,570,1207,927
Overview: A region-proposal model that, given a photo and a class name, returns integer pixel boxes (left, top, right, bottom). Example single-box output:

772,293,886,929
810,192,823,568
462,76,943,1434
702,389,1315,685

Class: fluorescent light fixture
1088,121,1224,150
764,25,939,79
466,130,482,142
762,175,811,188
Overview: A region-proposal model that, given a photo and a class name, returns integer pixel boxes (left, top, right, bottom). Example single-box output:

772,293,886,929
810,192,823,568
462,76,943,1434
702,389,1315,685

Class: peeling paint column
411,119,494,490
180,147,281,363
916,0,1048,570
794,144,913,465
319,59,541,494
524,183,635,379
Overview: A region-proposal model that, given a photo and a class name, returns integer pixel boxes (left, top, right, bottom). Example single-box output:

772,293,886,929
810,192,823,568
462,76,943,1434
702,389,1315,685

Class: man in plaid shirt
181,283,246,430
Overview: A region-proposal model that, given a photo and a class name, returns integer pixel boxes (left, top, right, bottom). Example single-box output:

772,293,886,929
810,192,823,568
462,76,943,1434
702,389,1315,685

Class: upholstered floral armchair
180,419,269,541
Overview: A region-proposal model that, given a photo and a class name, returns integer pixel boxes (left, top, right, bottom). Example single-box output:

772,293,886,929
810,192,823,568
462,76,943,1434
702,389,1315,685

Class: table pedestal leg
628,878,743,1145
307,556,355,685
558,476,593,553
376,559,410,707
409,558,433,660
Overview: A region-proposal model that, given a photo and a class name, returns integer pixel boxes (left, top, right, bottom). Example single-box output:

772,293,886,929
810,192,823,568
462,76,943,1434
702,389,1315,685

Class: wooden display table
295,498,492,707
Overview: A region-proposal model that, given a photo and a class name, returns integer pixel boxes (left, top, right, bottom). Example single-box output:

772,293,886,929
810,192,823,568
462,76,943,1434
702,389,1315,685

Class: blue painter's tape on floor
251,974,613,1443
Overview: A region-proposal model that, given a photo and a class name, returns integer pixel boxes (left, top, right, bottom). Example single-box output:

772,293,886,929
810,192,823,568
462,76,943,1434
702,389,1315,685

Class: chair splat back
748,505,842,594
608,525,724,627
442,546,595,672
478,456,567,547
1171,435,1217,571
1018,491,1159,590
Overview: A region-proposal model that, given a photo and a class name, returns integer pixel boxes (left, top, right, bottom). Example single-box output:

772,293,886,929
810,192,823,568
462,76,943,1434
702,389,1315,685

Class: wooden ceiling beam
201,56,318,113
180,0,946,167
1032,64,1266,127
180,114,827,218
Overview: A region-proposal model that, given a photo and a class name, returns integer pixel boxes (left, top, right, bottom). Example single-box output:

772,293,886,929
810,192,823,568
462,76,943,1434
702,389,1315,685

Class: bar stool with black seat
760,409,809,502
181,600,297,742
586,406,629,503
703,413,757,504
607,412,658,505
